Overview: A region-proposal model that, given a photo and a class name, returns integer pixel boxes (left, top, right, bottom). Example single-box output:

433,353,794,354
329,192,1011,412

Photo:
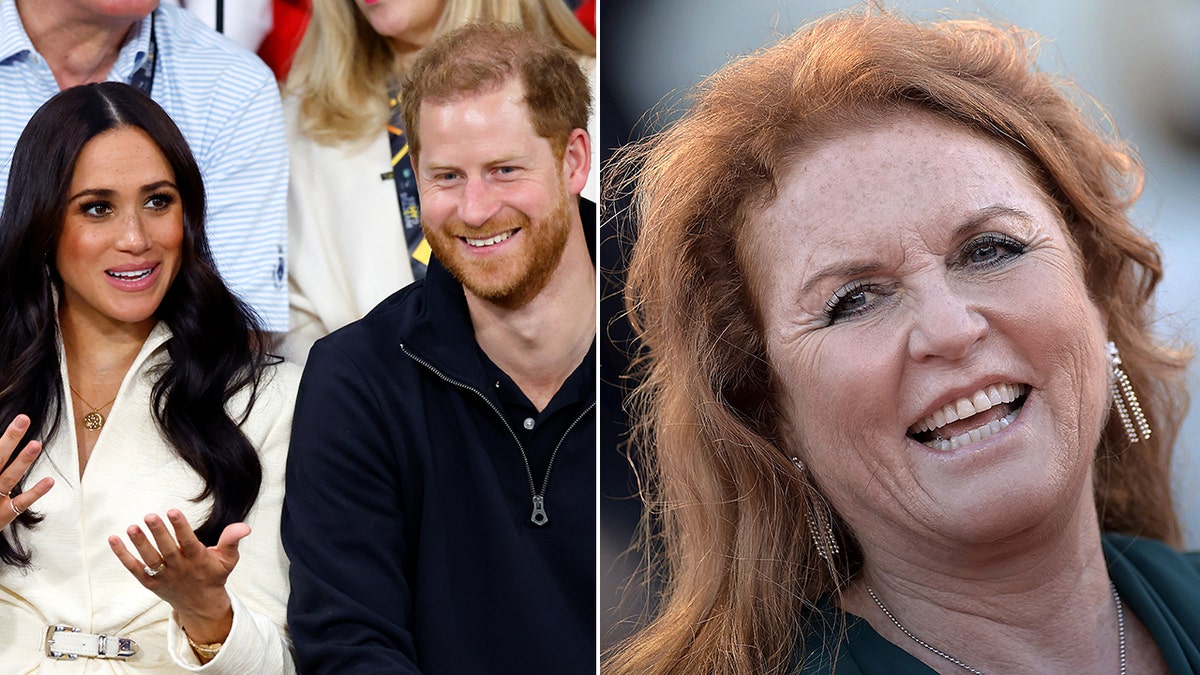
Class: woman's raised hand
0,414,54,529
108,509,251,659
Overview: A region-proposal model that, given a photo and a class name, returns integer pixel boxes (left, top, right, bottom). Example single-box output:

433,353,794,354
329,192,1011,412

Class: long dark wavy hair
0,82,272,566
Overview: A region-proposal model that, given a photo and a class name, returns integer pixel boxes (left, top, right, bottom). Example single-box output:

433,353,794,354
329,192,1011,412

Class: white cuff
167,592,295,673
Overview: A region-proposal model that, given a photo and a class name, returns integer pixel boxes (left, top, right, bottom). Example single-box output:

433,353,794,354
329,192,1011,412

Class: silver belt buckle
45,624,138,660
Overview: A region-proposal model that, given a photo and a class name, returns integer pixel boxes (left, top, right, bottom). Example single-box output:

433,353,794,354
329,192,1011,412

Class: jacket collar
401,253,486,387
56,319,173,377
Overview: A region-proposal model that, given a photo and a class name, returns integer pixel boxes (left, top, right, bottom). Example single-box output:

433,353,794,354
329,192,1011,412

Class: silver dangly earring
1108,341,1151,444
791,457,840,563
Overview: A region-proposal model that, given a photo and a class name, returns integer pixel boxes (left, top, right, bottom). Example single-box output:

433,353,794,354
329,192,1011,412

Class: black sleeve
282,337,422,673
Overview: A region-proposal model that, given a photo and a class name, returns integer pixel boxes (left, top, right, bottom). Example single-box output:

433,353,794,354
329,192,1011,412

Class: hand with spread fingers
0,414,54,529
108,509,251,663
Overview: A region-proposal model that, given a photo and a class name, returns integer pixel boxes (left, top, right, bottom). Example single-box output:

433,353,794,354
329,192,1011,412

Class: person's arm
113,365,298,673
283,338,422,672
277,107,331,365
109,513,295,673
278,278,327,366
278,108,412,364
164,587,295,672
190,72,289,333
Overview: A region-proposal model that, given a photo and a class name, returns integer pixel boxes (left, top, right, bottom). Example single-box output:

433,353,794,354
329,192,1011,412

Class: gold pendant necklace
68,385,117,431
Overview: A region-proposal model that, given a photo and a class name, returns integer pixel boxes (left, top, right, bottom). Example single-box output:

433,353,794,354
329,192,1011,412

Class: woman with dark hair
0,82,297,671
606,8,1199,675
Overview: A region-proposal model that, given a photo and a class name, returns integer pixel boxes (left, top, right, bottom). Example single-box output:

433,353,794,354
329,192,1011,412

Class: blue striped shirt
0,1,288,331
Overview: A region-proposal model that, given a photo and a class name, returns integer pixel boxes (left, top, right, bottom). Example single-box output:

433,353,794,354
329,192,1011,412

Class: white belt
45,625,139,660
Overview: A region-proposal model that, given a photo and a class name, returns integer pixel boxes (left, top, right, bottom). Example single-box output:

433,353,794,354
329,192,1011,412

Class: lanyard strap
386,88,429,280
176,0,223,33
128,12,157,95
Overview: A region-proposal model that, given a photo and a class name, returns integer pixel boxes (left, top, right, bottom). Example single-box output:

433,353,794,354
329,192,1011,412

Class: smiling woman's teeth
911,383,1028,452
107,269,152,281
465,231,513,247
924,408,1019,452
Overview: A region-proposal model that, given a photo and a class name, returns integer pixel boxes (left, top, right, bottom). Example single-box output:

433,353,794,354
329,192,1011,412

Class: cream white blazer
0,324,299,672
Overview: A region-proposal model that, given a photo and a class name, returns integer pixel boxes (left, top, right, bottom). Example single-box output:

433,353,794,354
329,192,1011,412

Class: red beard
424,186,573,309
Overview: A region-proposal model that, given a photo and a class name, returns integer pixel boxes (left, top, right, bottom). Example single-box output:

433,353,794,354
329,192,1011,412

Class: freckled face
745,111,1110,549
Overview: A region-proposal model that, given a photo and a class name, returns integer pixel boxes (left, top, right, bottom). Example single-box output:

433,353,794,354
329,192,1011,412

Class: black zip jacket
283,248,596,673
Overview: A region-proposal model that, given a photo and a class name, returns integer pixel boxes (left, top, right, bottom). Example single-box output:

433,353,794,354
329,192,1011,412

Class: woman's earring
1108,341,1151,444
791,457,840,563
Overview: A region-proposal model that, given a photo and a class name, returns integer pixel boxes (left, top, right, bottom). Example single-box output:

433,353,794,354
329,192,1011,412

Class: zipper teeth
540,401,594,497
400,344,537,497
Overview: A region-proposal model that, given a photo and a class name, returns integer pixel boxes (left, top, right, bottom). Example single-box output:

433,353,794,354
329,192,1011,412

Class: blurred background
598,0,1200,654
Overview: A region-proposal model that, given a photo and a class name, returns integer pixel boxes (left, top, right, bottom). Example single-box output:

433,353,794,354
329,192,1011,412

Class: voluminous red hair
606,8,1191,674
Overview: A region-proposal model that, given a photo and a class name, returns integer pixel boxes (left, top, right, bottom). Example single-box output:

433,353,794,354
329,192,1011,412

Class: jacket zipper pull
530,495,548,526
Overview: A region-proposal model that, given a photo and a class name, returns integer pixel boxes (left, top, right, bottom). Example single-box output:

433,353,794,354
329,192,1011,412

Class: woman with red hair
608,8,1199,674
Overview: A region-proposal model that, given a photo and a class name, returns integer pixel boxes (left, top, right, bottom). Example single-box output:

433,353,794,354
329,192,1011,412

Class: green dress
793,533,1200,674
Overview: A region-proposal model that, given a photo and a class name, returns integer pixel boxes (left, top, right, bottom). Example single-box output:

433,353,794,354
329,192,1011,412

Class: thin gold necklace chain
68,385,117,413
866,581,1126,675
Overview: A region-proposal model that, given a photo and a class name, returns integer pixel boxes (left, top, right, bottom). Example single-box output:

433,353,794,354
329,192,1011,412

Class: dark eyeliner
80,201,108,217
147,191,175,208
823,281,867,324
961,233,1026,268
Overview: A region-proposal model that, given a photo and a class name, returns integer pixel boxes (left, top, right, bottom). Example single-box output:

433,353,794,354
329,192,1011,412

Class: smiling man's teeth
465,230,514,247
107,269,153,281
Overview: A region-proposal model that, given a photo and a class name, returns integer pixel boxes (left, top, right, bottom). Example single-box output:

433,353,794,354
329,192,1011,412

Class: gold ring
144,563,166,577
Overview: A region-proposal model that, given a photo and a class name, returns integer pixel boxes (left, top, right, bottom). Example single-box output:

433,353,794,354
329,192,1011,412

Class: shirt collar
109,10,153,84
0,0,154,80
0,0,35,64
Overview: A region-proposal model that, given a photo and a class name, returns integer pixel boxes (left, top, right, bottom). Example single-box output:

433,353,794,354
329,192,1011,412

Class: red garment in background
258,0,592,82
576,0,596,36
258,0,311,82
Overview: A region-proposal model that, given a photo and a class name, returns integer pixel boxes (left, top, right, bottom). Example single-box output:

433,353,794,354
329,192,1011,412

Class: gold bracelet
184,630,223,660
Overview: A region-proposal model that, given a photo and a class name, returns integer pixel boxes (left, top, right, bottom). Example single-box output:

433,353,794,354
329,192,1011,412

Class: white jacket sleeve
164,363,300,673
167,593,295,673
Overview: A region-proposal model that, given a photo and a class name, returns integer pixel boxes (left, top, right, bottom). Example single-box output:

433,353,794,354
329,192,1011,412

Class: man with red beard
282,23,596,675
